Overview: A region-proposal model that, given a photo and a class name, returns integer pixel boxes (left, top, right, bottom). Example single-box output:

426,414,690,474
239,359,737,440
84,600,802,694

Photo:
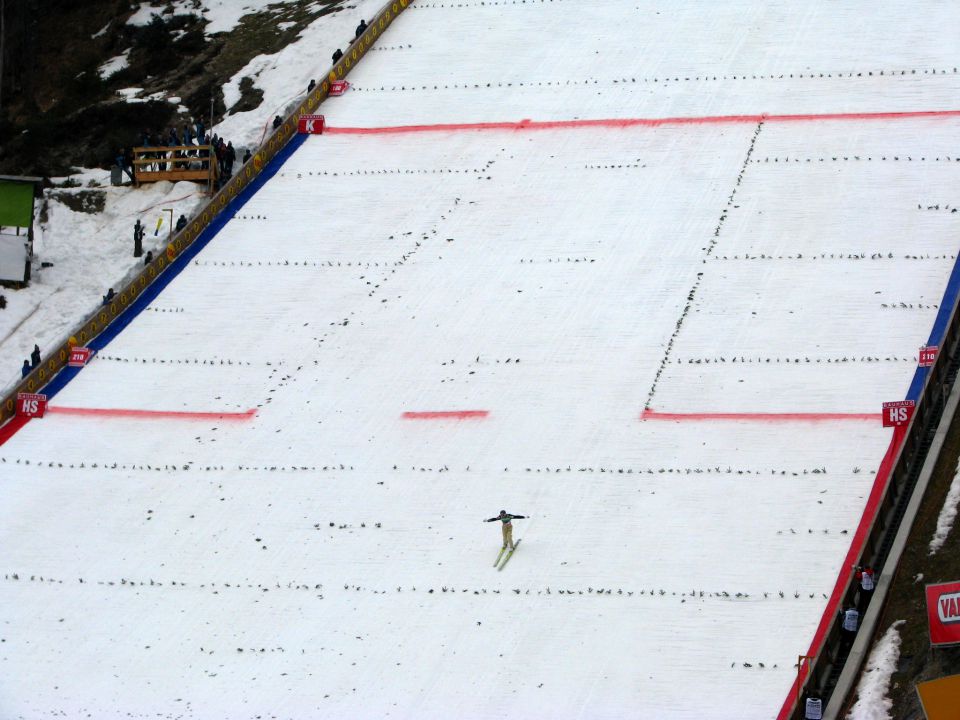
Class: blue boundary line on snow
40,134,309,400
905,252,960,401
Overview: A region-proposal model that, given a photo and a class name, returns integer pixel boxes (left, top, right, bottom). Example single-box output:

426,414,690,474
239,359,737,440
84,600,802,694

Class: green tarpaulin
0,180,35,228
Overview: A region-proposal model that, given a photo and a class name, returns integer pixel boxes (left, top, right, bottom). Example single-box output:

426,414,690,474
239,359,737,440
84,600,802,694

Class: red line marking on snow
324,109,960,136
402,410,489,420
640,409,880,422
776,428,904,720
46,406,257,421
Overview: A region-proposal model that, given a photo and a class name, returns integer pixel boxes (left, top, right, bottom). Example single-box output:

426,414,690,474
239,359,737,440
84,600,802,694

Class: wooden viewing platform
132,145,219,193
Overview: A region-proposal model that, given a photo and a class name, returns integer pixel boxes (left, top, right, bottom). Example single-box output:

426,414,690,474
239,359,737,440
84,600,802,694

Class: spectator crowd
115,116,239,190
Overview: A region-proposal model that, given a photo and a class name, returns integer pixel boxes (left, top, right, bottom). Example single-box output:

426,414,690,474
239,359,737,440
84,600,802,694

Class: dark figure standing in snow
30,344,41,368
332,48,343,63
355,19,367,38
134,219,145,257
116,148,134,182
225,142,236,176
484,510,526,549
22,360,30,378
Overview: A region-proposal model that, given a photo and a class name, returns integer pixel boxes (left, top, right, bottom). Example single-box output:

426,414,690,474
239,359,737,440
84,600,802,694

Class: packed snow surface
3,1,960,719
846,621,906,720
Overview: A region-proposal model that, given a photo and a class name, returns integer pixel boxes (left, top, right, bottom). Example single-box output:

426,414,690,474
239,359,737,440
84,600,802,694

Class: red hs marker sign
882,400,915,428
16,393,48,418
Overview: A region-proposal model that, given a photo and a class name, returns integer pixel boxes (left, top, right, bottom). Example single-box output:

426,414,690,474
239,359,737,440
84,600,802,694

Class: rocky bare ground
0,0,348,176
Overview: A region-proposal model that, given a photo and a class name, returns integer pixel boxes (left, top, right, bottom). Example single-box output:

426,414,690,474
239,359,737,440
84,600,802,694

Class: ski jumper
485,512,526,549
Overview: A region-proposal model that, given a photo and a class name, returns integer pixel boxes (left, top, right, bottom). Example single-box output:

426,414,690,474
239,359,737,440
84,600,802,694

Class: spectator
123,147,135,179
355,19,367,37
195,117,205,143
242,149,252,165
225,142,236,176
102,288,115,305
0,294,7,309
839,606,859,652
175,214,187,232
134,219,145,258
115,149,134,183
167,128,182,168
138,130,152,171
31,344,41,368
332,48,343,63
151,131,166,171
182,123,193,145
856,566,876,615
116,148,133,182
307,78,315,91
144,250,154,265
22,359,30,378
272,115,283,130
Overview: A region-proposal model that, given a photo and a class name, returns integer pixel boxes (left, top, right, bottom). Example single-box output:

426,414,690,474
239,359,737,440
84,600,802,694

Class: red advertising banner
16,393,47,418
68,347,93,367
882,400,915,428
297,115,325,134
919,345,939,367
926,581,960,646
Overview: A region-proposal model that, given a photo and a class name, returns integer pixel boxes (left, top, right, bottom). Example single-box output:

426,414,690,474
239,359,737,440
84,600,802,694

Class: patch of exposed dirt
48,190,107,214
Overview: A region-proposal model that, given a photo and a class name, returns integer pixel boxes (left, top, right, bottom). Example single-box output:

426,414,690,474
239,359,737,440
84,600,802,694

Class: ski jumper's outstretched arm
484,514,527,522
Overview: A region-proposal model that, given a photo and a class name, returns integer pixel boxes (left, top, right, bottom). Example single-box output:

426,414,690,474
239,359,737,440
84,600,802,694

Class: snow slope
0,0,382,393
3,2,960,718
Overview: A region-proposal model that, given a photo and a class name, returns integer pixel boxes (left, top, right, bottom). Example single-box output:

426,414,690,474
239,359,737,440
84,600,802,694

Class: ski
497,539,521,571
493,546,507,567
